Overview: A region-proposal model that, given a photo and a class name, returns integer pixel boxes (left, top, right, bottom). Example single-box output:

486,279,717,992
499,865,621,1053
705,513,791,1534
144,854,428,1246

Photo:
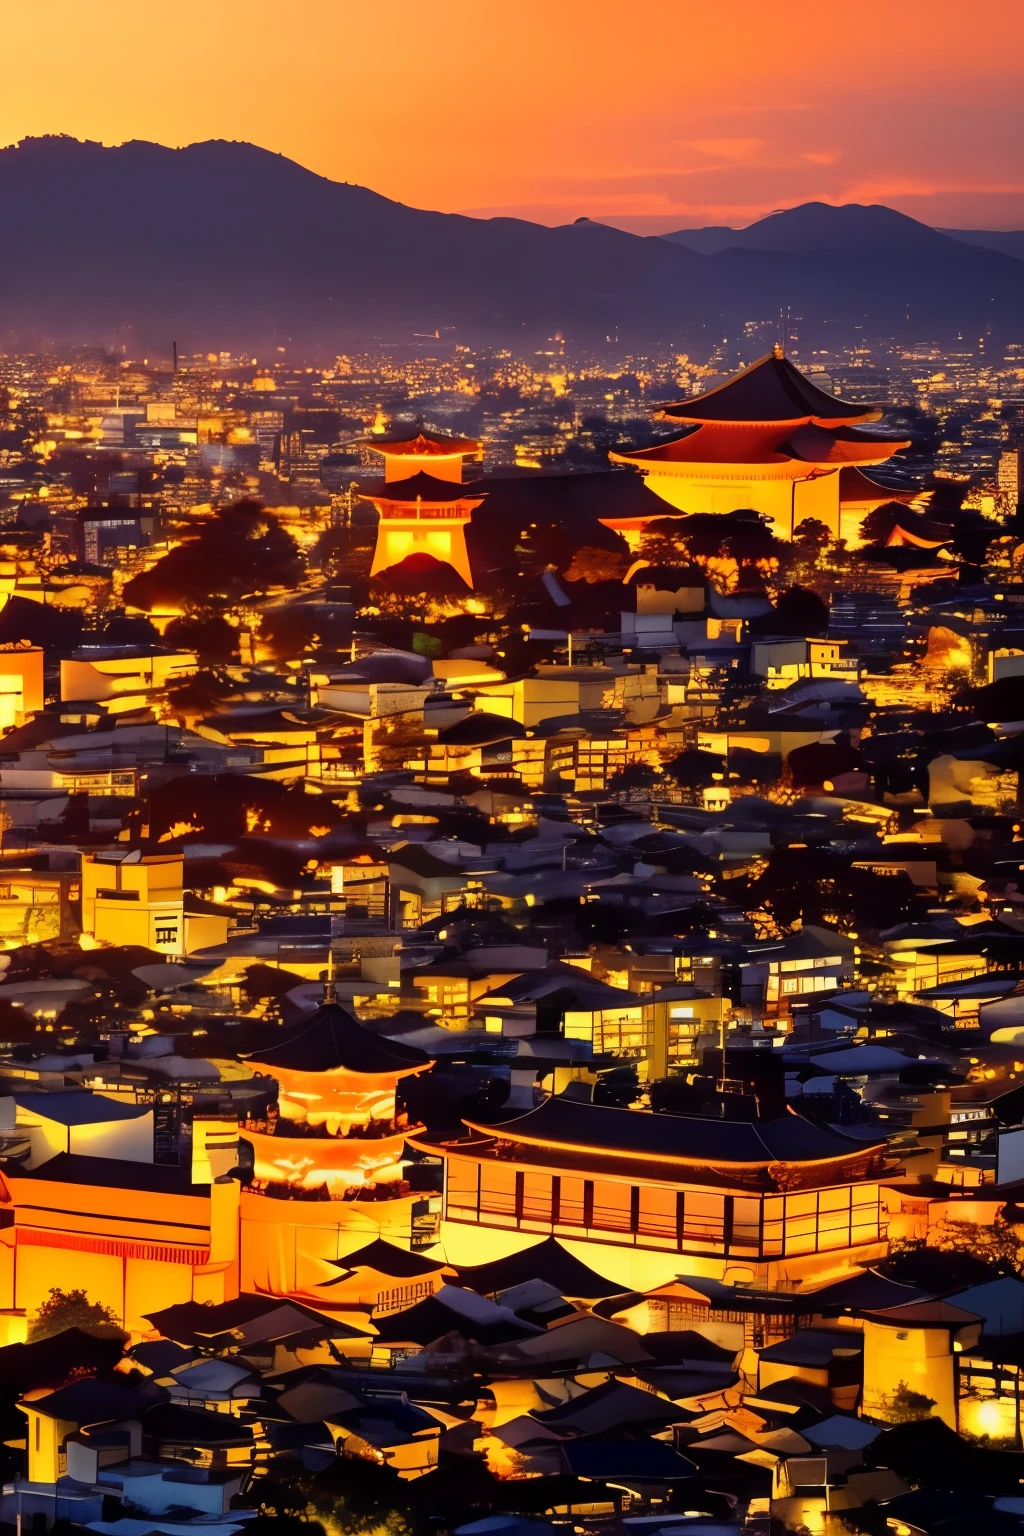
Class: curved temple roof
461,1094,886,1169
656,349,882,427
361,471,485,505
244,1001,431,1077
610,421,909,474
357,428,482,456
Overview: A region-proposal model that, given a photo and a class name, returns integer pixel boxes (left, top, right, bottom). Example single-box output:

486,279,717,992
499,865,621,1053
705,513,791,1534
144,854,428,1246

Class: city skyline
2,0,1022,233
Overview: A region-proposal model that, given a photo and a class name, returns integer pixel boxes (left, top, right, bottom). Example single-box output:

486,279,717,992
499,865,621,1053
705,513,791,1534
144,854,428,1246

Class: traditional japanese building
360,427,484,587
411,1094,895,1290
0,1005,437,1338
239,1001,436,1295
605,348,911,548
361,426,482,486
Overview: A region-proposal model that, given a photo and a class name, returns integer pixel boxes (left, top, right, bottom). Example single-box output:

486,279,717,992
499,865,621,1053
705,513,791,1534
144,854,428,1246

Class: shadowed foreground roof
455,1236,630,1300
327,1237,450,1279
244,1001,430,1075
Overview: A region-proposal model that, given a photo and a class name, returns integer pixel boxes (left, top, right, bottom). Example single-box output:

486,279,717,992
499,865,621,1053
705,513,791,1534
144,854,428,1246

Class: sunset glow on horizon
4,0,1023,232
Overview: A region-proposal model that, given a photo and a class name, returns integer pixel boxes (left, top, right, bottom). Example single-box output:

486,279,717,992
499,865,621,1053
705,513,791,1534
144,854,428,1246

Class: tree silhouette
123,500,302,612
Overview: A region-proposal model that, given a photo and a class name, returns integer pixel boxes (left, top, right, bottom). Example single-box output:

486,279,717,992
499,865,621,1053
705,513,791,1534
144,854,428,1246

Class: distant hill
662,202,958,254
0,142,1022,352
938,229,1024,261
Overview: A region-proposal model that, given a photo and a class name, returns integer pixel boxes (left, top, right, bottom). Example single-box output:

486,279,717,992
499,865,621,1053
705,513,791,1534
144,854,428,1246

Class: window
521,1172,552,1224
556,1175,587,1228
637,1184,677,1243
681,1192,725,1251
155,925,178,945
479,1163,518,1219
446,1159,478,1217
591,1180,632,1233
730,1197,761,1252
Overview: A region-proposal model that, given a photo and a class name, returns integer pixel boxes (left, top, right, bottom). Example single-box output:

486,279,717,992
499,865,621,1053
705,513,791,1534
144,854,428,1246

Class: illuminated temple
605,346,911,547
362,426,484,587
411,1094,897,1291
241,1000,430,1196
0,1003,434,1334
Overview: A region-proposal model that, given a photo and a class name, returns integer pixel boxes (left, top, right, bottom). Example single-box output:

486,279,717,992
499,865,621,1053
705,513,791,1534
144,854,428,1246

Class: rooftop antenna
323,946,337,1005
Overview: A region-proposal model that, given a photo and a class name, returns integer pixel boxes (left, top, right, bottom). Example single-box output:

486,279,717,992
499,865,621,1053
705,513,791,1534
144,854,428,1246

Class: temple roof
838,465,918,506
657,350,882,426
244,1001,430,1076
358,428,481,456
783,422,910,463
361,471,485,505
463,1094,885,1168
610,421,908,473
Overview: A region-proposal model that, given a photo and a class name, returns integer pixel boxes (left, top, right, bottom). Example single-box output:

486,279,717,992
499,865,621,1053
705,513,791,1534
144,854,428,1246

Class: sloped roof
14,1153,202,1195
439,711,527,745
358,428,481,455
244,1002,429,1075
13,1090,152,1126
456,1236,629,1300
370,1290,537,1347
464,1094,883,1168
24,1378,149,1425
655,351,881,426
361,471,484,505
327,1237,449,1279
610,420,906,471
144,1293,365,1347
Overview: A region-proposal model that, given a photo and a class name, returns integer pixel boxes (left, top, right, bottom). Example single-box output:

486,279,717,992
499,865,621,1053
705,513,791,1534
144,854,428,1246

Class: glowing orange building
361,427,482,486
412,1095,895,1291
241,1001,431,1197
0,1006,436,1338
238,1002,437,1295
605,348,910,548
361,427,483,587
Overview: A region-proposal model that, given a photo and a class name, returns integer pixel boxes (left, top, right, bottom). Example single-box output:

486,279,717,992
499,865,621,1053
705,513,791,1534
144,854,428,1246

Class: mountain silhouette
0,140,1021,353
937,228,1024,261
662,202,958,254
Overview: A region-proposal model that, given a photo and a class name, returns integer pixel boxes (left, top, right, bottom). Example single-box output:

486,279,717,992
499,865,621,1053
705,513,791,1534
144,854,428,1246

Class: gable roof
456,1237,629,1301
327,1238,450,1279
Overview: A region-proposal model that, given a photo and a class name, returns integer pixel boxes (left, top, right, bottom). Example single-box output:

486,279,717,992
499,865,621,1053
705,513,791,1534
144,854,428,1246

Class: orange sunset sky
5,0,1023,231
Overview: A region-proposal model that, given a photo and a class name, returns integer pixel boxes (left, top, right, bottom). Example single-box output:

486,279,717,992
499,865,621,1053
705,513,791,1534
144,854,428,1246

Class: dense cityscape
0,310,1021,1536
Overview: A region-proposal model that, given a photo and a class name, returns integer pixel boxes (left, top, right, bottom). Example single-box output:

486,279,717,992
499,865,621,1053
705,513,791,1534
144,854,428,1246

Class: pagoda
360,426,484,588
241,1001,431,1197
605,348,911,548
